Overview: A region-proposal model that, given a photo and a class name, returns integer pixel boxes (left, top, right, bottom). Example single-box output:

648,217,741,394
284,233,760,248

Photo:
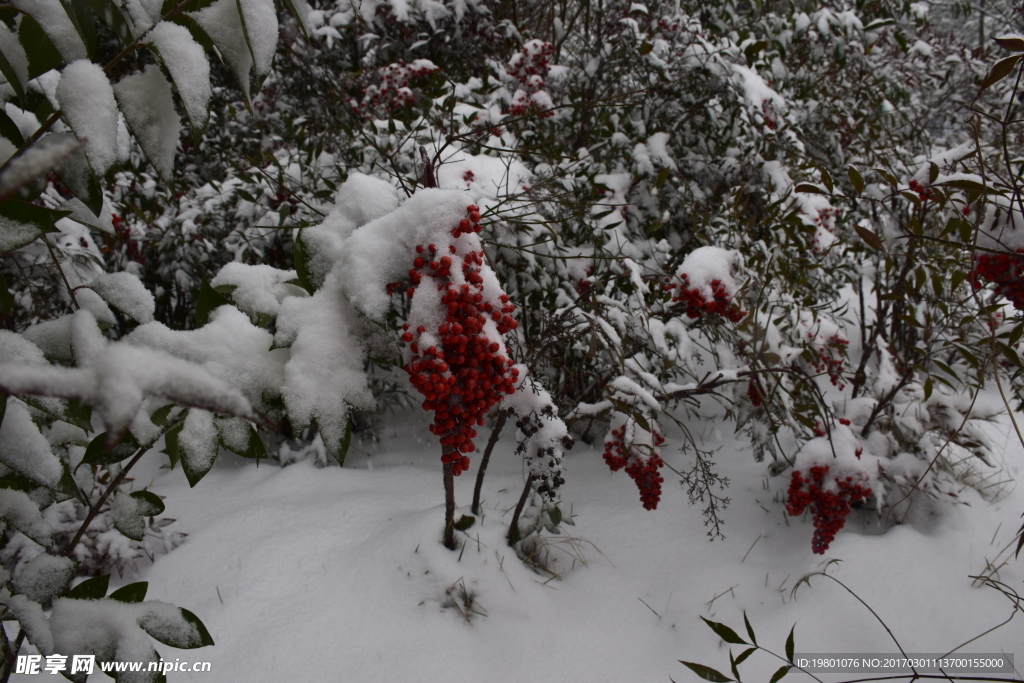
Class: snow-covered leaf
0,199,69,254
12,553,76,604
190,0,254,100
178,408,218,487
85,272,156,324
82,430,140,466
137,602,214,649
113,64,179,180
50,134,103,215
55,60,118,175
235,0,278,79
0,400,65,489
111,490,163,540
3,594,55,655
216,416,266,459
146,21,211,130
0,342,260,439
12,0,88,62
0,487,53,545
0,133,80,198
0,24,29,103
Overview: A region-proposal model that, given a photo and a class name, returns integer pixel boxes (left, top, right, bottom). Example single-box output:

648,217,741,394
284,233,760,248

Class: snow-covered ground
26,404,1024,682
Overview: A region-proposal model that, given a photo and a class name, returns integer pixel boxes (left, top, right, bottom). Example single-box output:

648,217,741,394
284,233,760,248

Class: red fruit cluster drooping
786,465,872,554
746,380,765,407
972,249,1024,310
602,426,667,510
810,206,840,254
396,207,520,476
907,179,936,202
348,59,439,119
809,333,848,387
506,40,556,118
665,274,745,322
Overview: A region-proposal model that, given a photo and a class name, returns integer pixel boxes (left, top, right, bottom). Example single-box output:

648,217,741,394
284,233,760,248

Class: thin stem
61,415,186,557
507,475,534,547
442,458,456,550
471,409,507,516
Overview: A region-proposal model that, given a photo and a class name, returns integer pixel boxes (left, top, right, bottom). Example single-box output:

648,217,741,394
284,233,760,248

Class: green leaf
453,514,475,531
548,505,562,526
928,162,940,184
68,574,110,600
0,105,24,146
679,661,734,683
638,40,653,55
734,647,756,666
701,617,748,645
333,416,352,466
82,431,141,467
923,377,933,401
278,0,310,40
218,422,266,460
874,168,898,186
785,624,795,662
793,183,828,195
130,490,165,516
293,229,315,294
109,581,148,603
770,666,792,683
742,612,756,646
53,140,103,215
980,54,1022,92
150,404,176,426
0,51,25,109
937,178,1004,195
995,35,1024,52
17,15,61,80
0,200,69,254
195,279,232,328
84,0,134,46
818,167,834,194
162,420,183,469
847,166,864,195
0,273,13,316
854,225,884,251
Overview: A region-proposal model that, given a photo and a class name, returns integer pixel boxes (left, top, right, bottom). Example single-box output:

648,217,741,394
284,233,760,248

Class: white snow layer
0,400,65,488
55,61,119,175
113,64,180,180
11,0,87,62
147,22,211,129
238,0,279,77
86,271,156,323
190,0,255,99
210,263,303,318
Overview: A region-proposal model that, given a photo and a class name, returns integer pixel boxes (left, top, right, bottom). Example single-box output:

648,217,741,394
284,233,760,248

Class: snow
675,245,741,298
11,553,75,604
147,22,211,130
0,134,80,197
237,0,279,77
275,276,374,454
0,400,65,489
0,489,53,545
0,330,46,366
72,403,1019,683
113,64,180,181
190,0,255,100
11,0,87,62
178,409,218,480
86,271,156,323
210,263,303,318
125,306,285,411
3,594,55,655
69,308,108,364
55,61,119,176
111,492,147,540
0,342,260,437
50,598,160,665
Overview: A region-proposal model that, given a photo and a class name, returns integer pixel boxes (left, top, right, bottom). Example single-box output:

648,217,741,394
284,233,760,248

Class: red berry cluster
810,206,840,254
972,249,1024,310
746,380,765,407
809,333,848,387
111,213,145,264
665,274,746,322
603,426,667,510
506,40,556,118
907,179,936,201
348,60,439,119
786,465,872,554
397,207,520,476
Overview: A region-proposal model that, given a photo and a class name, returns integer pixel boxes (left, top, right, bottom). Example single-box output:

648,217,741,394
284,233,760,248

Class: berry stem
507,475,535,546
471,409,508,516
443,457,457,550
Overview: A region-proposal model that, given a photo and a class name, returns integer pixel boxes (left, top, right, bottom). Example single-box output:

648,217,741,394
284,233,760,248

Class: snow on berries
348,60,439,119
664,246,745,322
392,205,520,475
786,465,872,554
602,414,666,510
506,39,556,118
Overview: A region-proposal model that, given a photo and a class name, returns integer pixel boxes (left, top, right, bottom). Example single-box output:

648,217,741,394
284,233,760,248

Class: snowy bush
1,0,1023,676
